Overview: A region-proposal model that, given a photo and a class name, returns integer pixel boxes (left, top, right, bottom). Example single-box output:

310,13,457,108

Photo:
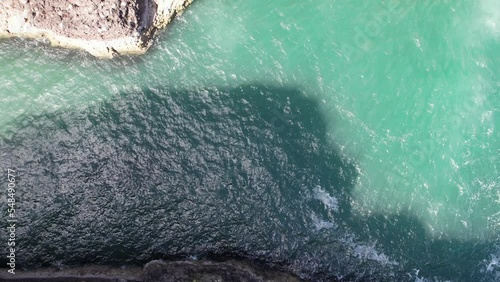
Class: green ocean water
0,0,499,281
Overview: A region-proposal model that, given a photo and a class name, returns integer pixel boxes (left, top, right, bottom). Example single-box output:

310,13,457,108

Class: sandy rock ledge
0,0,193,58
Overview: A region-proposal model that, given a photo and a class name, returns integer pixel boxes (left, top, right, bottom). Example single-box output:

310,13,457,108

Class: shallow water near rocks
1,0,499,281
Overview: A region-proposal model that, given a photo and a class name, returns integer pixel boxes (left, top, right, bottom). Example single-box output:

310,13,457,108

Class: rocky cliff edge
0,0,193,58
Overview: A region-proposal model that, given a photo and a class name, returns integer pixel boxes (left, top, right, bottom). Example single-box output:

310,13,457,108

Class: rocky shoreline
0,260,303,282
0,0,193,58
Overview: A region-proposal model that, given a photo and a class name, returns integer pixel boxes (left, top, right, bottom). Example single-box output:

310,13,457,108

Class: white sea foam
486,254,499,272
310,212,337,231
341,235,398,266
478,248,500,280
352,242,398,266
487,212,500,230
480,0,500,38
313,186,339,212
408,269,450,282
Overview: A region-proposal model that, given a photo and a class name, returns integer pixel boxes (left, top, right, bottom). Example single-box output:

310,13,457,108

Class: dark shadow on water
0,85,497,281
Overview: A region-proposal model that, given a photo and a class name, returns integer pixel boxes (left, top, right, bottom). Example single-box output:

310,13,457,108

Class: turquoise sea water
1,0,499,281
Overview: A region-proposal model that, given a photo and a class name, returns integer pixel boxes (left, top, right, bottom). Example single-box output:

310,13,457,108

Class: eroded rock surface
0,260,303,282
143,260,302,282
0,0,193,57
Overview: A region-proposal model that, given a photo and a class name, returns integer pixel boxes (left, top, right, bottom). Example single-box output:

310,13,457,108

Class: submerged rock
0,0,193,58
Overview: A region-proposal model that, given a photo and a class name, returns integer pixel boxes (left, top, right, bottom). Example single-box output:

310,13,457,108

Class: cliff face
0,260,303,282
0,0,193,58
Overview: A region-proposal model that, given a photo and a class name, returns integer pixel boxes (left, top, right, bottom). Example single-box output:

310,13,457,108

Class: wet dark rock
143,260,302,282
0,260,303,282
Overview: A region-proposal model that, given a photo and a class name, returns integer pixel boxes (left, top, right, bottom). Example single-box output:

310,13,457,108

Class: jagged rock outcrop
143,260,302,282
0,260,303,282
0,0,193,58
